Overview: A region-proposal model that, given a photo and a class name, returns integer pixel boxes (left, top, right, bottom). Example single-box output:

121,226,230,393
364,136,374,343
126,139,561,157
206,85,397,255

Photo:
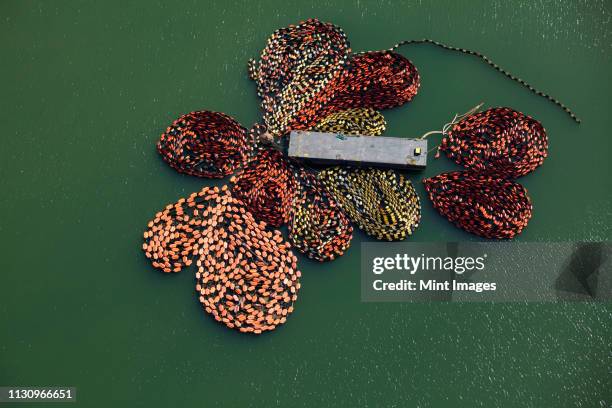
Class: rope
248,18,350,137
309,107,421,243
288,169,354,261
230,148,298,228
248,19,420,136
420,103,484,140
314,107,386,136
318,167,421,241
437,107,548,179
423,171,532,239
390,38,581,123
157,111,251,178
286,107,391,260
319,51,420,117
142,185,301,334
229,107,388,262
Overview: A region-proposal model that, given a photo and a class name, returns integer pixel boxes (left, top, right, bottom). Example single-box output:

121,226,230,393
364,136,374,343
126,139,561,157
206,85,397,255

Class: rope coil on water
318,167,421,241
423,171,532,239
229,107,390,261
142,185,301,334
249,19,420,136
322,51,420,115
230,148,298,228
436,106,548,179
311,108,423,242
314,108,386,136
157,111,251,178
288,169,354,262
420,105,545,236
248,18,351,137
153,105,394,264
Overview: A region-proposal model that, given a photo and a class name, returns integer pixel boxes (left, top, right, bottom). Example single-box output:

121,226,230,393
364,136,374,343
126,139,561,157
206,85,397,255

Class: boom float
143,18,579,334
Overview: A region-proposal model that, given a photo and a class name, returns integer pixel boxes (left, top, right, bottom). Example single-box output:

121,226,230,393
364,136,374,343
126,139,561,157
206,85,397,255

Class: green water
1,1,610,407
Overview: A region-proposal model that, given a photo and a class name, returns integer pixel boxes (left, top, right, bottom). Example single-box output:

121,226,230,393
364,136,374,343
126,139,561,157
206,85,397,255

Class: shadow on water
555,242,611,301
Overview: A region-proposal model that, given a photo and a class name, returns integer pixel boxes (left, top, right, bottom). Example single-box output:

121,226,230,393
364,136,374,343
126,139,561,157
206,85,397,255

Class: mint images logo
369,253,496,295
372,253,487,275
362,242,612,302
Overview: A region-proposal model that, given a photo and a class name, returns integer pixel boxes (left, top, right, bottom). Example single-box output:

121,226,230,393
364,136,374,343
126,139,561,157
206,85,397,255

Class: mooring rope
248,19,420,136
389,38,580,123
142,185,301,334
435,106,549,179
423,171,532,239
157,111,251,178
318,167,421,241
314,107,387,136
